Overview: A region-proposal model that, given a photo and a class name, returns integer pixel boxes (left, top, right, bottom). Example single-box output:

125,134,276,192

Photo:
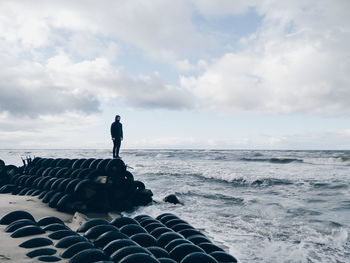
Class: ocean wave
240,158,303,164
175,190,244,204
251,178,294,186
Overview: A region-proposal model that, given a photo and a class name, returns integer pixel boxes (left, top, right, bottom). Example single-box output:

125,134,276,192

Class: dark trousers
113,139,121,158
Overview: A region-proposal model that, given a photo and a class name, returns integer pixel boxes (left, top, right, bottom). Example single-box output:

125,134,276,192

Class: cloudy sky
0,0,349,149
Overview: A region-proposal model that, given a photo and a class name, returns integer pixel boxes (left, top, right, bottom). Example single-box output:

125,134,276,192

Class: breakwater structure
0,210,238,262
0,158,238,262
0,157,153,213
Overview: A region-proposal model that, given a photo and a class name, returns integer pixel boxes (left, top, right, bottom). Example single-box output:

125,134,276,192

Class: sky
0,0,349,150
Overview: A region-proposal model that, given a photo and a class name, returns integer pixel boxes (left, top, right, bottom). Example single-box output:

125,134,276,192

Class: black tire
110,217,139,228
18,187,31,195
165,239,191,253
89,159,103,169
70,169,83,179
105,159,126,176
102,239,137,256
96,159,111,170
158,214,179,224
19,237,53,248
24,176,38,188
11,225,45,238
61,241,94,258
36,177,50,189
80,159,96,169
147,247,170,259
134,214,152,222
149,227,173,239
169,243,204,263
26,248,57,258
77,168,94,179
5,219,37,232
49,192,65,208
0,210,35,225
65,179,81,193
38,190,49,199
56,194,74,212
157,232,184,248
158,258,177,263
35,167,46,176
139,218,160,227
119,253,159,263
26,189,37,195
69,248,109,263
31,157,42,166
48,230,77,240
56,168,69,178
51,158,62,167
110,246,150,262
43,223,69,232
50,178,66,191
130,233,157,247
93,230,128,248
119,224,147,237
144,222,165,233
47,167,61,177
55,235,88,248
181,252,218,263
31,177,43,188
42,158,55,168
77,219,110,233
72,159,87,170
133,181,145,190
37,255,61,262
42,190,57,203
31,189,42,196
0,184,17,193
57,178,72,192
171,223,194,232
84,225,118,240
42,168,53,177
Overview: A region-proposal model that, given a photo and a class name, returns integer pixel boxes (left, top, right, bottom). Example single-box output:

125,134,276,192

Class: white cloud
0,52,193,117
182,0,350,115
0,0,207,62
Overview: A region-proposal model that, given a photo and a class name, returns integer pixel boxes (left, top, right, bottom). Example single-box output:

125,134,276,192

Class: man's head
115,115,121,122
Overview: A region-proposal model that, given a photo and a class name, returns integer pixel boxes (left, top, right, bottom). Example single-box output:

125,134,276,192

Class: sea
1,149,349,263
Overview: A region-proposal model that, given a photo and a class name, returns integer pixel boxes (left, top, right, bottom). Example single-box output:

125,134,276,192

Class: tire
119,224,147,237
61,241,94,258
5,219,37,232
0,210,35,225
11,225,45,238
77,219,110,233
19,237,53,248
110,217,139,228
84,225,118,240
103,239,137,256
130,233,157,247
69,248,109,263
93,230,128,248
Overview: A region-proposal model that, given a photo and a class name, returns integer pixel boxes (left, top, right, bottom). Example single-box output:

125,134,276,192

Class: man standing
111,115,123,158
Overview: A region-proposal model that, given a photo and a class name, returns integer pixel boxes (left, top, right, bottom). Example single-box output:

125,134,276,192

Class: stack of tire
0,158,153,213
0,210,238,263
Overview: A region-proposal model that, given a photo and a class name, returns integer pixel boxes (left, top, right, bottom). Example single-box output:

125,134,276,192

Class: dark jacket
111,121,123,139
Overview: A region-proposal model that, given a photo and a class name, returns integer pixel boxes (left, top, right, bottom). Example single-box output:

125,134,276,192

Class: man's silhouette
111,115,123,158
